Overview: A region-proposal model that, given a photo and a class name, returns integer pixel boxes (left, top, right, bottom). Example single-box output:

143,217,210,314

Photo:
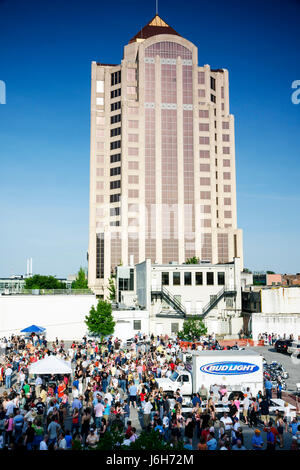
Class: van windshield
170,372,179,382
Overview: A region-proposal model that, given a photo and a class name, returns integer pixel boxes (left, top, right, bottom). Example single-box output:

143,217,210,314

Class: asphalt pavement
248,345,300,393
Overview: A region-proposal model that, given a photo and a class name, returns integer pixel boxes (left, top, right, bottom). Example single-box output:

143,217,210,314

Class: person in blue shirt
65,429,72,449
289,417,300,436
73,378,79,390
264,379,273,402
252,429,264,450
13,410,24,444
72,397,82,411
154,418,164,435
192,393,201,408
266,426,275,450
128,383,138,408
276,383,282,399
184,442,193,450
207,432,218,450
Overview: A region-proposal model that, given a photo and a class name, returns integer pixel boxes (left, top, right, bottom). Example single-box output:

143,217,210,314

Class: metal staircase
151,286,187,317
200,286,236,318
151,285,237,318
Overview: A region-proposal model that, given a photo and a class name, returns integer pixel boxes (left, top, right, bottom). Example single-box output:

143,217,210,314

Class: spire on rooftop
129,14,181,44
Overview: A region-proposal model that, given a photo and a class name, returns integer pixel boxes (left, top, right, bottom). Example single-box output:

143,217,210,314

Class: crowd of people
257,333,295,346
0,332,299,451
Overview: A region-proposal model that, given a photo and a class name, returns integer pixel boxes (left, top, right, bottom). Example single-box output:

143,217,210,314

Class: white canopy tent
28,355,72,375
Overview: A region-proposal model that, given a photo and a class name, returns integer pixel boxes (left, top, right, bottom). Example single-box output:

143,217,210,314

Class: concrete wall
261,287,300,314
0,295,149,342
251,313,300,341
241,272,253,289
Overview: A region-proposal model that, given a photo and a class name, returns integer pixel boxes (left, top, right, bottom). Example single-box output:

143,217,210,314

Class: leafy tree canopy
24,275,66,290
185,256,200,264
94,429,184,451
85,300,115,340
177,318,207,341
72,267,88,289
243,268,252,274
107,276,116,302
266,271,275,274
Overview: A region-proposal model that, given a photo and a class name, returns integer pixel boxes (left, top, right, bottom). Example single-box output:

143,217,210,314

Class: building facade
242,286,300,341
115,257,243,337
88,15,243,295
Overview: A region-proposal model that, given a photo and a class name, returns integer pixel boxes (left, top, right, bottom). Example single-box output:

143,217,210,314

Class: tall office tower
88,15,243,296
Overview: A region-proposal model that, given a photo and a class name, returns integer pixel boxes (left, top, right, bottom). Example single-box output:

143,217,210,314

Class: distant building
88,14,243,296
282,274,300,286
253,273,282,286
242,286,300,341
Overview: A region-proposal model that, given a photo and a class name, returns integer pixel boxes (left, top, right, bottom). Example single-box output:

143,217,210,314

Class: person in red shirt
263,421,279,445
140,388,146,406
125,421,133,439
201,425,210,442
58,381,66,401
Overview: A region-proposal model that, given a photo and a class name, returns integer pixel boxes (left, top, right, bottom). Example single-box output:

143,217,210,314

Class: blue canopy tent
20,325,46,334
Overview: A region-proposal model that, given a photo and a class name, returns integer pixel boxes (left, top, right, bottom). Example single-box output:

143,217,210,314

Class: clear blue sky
1,0,300,277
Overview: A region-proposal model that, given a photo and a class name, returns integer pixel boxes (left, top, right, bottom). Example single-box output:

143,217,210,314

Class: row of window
96,234,104,279
111,70,121,87
111,153,121,163
111,101,121,112
161,271,225,286
111,140,121,150
111,88,121,99
111,114,121,124
110,166,121,176
111,127,121,137
110,180,121,190
110,207,120,216
110,194,121,203
118,269,134,291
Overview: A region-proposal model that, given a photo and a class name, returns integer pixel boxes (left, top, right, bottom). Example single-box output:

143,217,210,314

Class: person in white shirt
58,433,67,449
5,400,15,416
242,395,250,425
143,399,153,429
18,370,26,392
219,440,228,450
220,413,233,439
5,367,13,389
40,435,48,450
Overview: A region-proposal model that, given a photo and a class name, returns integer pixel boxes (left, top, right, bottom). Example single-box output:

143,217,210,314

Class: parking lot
249,346,300,393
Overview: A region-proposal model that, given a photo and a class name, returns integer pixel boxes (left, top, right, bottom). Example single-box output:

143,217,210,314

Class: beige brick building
88,15,243,296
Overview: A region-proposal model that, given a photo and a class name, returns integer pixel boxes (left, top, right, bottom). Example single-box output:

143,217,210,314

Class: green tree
177,318,207,341
266,270,275,274
24,275,66,290
185,256,200,264
85,300,115,340
94,429,184,451
129,430,184,450
107,276,116,302
72,267,88,289
243,268,252,274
